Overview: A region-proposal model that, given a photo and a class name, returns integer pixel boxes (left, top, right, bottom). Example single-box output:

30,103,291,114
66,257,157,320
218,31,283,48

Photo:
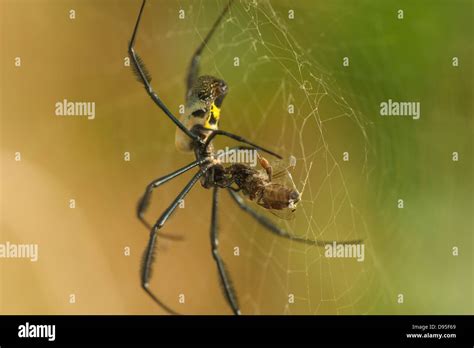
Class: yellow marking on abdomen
204,103,220,129
175,102,221,152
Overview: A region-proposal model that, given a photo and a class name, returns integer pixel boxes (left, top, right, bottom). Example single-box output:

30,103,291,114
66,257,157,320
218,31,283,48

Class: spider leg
128,0,200,142
210,187,241,315
203,127,282,159
141,169,207,314
186,0,234,96
137,159,205,237
227,188,363,246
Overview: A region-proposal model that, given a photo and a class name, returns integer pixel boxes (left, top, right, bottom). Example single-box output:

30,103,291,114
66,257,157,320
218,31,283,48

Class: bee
227,155,301,215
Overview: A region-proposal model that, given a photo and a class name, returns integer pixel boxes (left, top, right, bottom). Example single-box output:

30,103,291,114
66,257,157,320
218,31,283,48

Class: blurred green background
1,0,472,314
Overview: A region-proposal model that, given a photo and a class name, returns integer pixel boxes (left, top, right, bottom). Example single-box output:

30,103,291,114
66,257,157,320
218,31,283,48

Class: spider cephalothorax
128,0,362,316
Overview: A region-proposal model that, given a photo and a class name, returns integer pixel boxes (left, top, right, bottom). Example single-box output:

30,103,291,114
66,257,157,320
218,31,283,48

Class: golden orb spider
128,0,361,315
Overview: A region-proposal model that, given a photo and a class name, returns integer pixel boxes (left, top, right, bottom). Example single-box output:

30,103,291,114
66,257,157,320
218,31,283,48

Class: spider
128,0,361,315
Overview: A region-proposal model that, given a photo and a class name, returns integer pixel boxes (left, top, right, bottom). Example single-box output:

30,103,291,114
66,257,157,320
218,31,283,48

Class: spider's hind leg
128,0,199,141
186,0,235,96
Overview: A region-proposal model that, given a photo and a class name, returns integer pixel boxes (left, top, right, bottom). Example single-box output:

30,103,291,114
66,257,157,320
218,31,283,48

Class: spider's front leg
210,187,241,315
141,169,207,314
137,160,205,239
227,188,363,247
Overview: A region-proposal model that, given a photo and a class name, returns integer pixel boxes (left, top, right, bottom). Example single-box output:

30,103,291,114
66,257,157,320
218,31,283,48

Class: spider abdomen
175,75,228,153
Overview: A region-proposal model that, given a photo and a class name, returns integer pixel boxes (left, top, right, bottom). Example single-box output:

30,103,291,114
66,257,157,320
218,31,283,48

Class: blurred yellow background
1,0,472,314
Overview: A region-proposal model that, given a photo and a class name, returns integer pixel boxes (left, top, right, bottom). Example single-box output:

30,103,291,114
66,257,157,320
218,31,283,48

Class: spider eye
192,109,206,118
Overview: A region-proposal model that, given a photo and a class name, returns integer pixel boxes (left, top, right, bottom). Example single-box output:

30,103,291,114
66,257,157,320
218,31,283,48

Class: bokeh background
0,0,472,314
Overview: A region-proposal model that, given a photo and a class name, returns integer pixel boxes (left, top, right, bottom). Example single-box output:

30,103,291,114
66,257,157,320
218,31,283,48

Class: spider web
151,0,391,314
